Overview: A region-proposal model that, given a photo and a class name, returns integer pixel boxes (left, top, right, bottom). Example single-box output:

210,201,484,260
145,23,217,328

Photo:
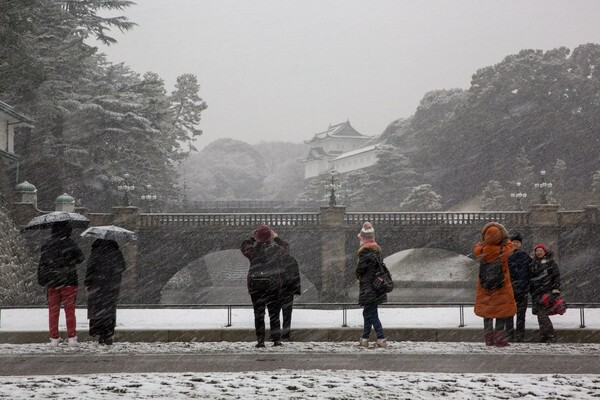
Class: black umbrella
22,211,90,230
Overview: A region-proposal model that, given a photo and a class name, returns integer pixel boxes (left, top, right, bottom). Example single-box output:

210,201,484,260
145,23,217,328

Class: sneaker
359,338,369,348
67,337,78,347
49,338,60,347
375,338,387,348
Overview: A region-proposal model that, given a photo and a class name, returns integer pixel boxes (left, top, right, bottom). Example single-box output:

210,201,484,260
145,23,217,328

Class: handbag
541,293,567,316
479,246,504,290
372,255,394,294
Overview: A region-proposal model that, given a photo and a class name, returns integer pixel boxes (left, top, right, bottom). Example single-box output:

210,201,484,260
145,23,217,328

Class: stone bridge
13,191,600,303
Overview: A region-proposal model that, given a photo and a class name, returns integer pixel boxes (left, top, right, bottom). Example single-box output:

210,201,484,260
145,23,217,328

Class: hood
480,222,509,246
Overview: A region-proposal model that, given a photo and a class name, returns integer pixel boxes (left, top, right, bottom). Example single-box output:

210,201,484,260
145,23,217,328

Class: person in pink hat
355,221,388,349
241,224,289,348
530,243,562,343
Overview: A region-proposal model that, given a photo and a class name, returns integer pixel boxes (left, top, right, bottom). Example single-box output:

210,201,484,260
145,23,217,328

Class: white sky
95,0,600,150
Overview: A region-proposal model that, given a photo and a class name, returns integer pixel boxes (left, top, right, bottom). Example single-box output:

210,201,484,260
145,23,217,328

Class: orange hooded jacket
473,222,516,319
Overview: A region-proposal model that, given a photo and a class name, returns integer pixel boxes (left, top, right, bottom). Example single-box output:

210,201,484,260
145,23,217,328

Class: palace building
299,120,379,179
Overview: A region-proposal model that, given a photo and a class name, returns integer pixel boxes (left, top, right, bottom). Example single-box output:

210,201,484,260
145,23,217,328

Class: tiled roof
299,146,332,162
332,145,379,161
304,120,371,144
0,101,34,125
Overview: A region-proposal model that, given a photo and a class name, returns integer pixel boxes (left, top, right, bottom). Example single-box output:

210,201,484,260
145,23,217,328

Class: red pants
47,286,78,339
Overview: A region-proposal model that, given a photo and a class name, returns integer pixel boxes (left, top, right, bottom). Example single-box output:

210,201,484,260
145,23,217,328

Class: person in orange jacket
473,222,516,347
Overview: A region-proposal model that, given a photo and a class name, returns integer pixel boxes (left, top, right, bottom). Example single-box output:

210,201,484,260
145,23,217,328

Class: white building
0,101,34,182
299,120,378,179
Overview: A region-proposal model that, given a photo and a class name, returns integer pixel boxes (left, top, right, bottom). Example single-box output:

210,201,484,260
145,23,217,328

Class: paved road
2,352,599,375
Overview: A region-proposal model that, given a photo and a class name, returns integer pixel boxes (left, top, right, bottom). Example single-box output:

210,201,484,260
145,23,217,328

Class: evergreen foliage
0,1,206,211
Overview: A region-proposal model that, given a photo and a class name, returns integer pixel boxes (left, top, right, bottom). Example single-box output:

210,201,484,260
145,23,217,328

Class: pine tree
399,184,443,211
481,180,511,211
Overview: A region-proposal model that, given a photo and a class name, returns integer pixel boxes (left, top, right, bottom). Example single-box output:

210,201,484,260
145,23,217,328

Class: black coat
85,240,126,323
530,253,561,313
38,234,85,288
280,254,301,297
356,245,387,306
241,237,289,296
508,249,532,294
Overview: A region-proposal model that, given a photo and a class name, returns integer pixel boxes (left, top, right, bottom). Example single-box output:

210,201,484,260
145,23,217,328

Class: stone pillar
12,181,40,226
320,205,347,302
529,203,560,260
54,193,75,212
111,206,141,303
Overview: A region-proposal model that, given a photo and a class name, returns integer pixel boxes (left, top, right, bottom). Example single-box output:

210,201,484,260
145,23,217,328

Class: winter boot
359,338,369,348
273,340,283,347
49,338,60,347
67,337,79,347
375,338,387,348
255,338,266,348
541,335,556,344
493,330,509,347
484,331,494,346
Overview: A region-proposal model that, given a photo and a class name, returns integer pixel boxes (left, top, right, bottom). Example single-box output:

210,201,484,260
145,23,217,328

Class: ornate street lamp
533,170,553,204
141,184,158,213
510,181,527,211
117,173,135,206
326,170,341,206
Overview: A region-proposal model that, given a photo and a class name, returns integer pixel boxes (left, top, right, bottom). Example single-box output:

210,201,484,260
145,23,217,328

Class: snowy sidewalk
1,307,599,343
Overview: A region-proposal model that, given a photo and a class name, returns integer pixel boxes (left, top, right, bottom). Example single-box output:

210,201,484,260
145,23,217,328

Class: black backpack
479,247,504,290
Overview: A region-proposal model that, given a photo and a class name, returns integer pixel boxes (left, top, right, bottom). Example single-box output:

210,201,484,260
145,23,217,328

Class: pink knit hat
253,224,273,243
358,221,375,240
534,243,549,253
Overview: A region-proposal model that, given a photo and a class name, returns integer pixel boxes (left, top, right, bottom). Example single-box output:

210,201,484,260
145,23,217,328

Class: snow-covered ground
0,370,599,399
1,308,599,399
1,306,597,331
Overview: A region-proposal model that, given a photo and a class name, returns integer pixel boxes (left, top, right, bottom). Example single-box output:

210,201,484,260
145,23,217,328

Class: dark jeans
506,291,529,341
483,317,511,333
280,293,294,339
537,307,555,339
251,291,281,342
362,304,384,339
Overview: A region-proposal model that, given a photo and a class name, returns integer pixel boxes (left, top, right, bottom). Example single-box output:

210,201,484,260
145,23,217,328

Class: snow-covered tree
481,180,511,211
399,184,443,211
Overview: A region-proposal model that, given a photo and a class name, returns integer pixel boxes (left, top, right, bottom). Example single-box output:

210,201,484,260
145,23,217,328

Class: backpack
372,255,394,294
479,247,504,290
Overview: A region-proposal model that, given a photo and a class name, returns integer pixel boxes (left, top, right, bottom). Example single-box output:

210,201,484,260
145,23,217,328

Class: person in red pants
38,222,85,346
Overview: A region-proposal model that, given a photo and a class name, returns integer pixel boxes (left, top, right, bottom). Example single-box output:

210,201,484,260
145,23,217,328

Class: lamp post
140,184,158,213
510,181,527,211
117,173,135,206
534,170,553,204
326,170,341,206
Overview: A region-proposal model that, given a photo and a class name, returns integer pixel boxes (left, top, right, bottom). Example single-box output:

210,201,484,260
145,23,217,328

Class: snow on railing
345,211,530,226
139,212,321,228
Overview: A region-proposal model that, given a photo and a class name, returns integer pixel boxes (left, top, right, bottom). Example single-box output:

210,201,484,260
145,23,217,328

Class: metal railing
1,303,598,329
139,212,321,228
345,211,530,226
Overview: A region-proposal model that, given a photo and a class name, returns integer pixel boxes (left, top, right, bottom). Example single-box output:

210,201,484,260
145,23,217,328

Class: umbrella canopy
80,225,138,242
23,211,90,230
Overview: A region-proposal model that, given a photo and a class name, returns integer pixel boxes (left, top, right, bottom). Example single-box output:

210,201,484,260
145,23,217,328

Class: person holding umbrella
37,221,85,346
82,225,135,345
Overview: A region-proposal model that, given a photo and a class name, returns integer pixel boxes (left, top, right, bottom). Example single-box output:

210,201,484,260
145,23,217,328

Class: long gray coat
85,239,126,331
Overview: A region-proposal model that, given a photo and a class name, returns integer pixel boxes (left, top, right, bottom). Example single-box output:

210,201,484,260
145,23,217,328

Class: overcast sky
96,0,600,150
